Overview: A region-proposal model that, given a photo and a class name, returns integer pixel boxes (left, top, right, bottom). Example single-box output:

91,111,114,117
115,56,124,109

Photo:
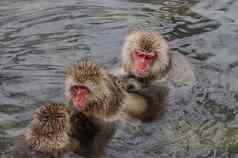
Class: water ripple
1,0,235,157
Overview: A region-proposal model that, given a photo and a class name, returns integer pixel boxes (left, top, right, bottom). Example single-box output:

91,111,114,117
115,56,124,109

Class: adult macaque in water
118,31,195,85
2,103,71,158
65,61,125,158
113,31,195,122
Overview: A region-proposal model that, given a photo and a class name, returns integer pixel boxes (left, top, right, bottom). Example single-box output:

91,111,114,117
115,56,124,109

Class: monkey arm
69,111,116,157
124,84,168,122
127,84,168,100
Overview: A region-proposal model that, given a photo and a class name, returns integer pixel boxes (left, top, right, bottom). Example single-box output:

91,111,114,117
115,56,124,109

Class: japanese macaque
118,31,195,85
113,31,195,122
65,61,125,158
116,76,168,122
2,103,71,158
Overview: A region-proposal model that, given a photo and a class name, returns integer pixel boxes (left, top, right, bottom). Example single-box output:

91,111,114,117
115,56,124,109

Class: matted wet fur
112,31,195,122
65,60,125,157
2,103,71,158
121,31,171,82
119,76,169,122
65,60,125,120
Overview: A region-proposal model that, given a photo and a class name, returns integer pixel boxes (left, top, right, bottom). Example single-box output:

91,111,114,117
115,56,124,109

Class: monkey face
122,31,170,79
70,84,90,110
68,81,106,111
131,50,157,77
65,61,111,113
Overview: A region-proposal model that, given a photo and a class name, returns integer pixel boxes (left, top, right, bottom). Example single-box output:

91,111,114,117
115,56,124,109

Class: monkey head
121,31,170,80
25,103,70,152
65,61,123,119
31,103,70,136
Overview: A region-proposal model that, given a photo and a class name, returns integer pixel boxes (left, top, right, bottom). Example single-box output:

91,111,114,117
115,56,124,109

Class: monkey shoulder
168,52,196,87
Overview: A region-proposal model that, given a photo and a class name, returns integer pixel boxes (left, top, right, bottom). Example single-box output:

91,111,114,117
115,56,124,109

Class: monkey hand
128,84,168,101
126,83,139,93
125,78,143,93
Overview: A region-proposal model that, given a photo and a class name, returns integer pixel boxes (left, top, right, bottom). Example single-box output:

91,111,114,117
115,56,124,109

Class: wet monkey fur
65,61,126,158
113,31,195,122
2,103,71,158
118,76,169,122
119,31,195,85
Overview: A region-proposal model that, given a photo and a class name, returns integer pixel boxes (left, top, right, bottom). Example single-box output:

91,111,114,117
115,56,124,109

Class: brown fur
119,30,195,85
121,31,170,82
69,111,117,158
31,103,70,136
2,103,71,158
65,61,125,120
114,31,195,122
65,61,125,157
119,77,169,122
114,31,172,122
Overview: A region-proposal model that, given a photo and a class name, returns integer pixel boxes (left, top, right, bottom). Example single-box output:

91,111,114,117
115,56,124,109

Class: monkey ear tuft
76,55,93,64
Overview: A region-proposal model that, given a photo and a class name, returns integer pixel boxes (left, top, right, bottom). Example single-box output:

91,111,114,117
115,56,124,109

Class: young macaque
65,61,125,158
113,31,195,122
2,103,71,158
114,76,168,122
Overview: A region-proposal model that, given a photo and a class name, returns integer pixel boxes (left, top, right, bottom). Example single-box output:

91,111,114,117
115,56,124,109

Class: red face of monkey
132,50,157,77
70,85,90,111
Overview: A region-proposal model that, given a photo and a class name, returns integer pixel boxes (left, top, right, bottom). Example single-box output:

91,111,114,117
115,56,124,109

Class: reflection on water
1,0,238,157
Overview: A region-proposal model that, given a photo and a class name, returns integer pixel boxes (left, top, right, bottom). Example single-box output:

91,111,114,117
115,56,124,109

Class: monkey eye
70,85,90,96
79,85,90,92
134,51,145,58
145,52,157,60
145,55,153,60
70,85,80,96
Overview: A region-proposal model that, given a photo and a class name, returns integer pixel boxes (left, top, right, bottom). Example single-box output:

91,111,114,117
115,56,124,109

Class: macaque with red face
119,31,195,85
113,31,195,122
2,103,71,158
64,61,125,158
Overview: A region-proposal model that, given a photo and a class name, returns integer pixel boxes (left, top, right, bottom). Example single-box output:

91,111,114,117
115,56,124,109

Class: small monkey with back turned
2,103,71,158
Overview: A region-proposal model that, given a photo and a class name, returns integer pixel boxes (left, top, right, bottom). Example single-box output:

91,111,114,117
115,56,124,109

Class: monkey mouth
73,96,87,111
134,69,149,77
133,62,150,77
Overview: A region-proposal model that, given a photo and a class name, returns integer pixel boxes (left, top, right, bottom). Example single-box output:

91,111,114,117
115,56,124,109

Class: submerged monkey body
69,111,117,157
112,31,195,122
65,61,125,120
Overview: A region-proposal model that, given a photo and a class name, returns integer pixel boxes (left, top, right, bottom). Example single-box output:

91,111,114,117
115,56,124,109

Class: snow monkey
2,103,71,158
115,76,169,122
64,60,126,158
119,31,195,85
113,31,195,122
